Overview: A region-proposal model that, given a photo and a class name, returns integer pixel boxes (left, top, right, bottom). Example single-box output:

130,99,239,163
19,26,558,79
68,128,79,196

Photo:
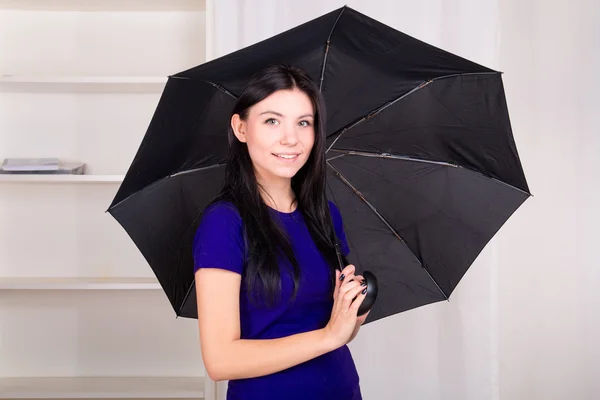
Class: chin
274,168,301,179
259,157,309,181
269,163,306,179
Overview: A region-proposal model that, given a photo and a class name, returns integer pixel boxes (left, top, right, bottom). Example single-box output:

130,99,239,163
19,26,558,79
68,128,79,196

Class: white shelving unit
0,1,214,399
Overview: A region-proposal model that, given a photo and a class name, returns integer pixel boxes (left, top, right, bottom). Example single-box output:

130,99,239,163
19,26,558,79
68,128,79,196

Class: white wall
497,0,600,398
208,0,600,399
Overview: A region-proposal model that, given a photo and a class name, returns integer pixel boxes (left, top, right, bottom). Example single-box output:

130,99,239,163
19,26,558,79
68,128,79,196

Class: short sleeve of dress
192,201,245,275
328,200,350,257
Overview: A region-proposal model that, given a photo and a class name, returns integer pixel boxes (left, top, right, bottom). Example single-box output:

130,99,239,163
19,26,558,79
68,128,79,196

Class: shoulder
192,200,245,274
193,200,244,249
200,200,243,227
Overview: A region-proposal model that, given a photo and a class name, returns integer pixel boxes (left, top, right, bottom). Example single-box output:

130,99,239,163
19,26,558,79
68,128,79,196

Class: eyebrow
259,111,314,119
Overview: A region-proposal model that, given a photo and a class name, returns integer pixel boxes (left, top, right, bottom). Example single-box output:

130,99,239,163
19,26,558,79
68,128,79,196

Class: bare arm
196,264,367,382
195,268,338,382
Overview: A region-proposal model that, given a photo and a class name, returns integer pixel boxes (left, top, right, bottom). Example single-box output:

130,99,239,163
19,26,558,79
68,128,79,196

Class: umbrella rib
328,149,532,197
168,76,238,100
108,163,226,211
206,80,238,99
325,71,500,153
326,160,449,300
326,153,346,162
329,149,459,168
169,162,227,177
319,6,346,92
325,79,432,153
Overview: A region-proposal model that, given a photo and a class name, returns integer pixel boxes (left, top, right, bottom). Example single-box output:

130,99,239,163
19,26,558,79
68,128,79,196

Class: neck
257,177,296,213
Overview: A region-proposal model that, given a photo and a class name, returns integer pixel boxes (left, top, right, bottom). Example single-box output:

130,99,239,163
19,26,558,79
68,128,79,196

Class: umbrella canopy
108,6,531,324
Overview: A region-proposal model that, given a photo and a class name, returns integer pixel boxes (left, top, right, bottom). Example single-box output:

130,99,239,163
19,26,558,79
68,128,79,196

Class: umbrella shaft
335,243,344,271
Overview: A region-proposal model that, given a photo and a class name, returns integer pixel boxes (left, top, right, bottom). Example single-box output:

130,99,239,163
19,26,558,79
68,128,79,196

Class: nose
280,123,299,146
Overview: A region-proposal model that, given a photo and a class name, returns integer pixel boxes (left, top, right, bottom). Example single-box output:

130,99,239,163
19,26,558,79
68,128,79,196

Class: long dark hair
211,63,346,307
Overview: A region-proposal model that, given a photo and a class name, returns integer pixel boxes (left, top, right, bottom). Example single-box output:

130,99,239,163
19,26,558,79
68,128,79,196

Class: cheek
303,130,316,152
245,132,281,169
245,128,271,154
246,141,270,165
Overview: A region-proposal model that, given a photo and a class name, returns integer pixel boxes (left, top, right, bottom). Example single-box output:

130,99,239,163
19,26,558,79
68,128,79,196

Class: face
231,88,316,186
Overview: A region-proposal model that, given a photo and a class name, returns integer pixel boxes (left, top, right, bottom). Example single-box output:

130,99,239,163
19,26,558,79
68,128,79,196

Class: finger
333,269,341,301
348,280,366,298
341,272,355,286
350,286,368,314
340,274,357,295
340,281,363,311
333,281,358,313
339,279,359,295
336,279,359,314
336,265,356,311
339,264,355,282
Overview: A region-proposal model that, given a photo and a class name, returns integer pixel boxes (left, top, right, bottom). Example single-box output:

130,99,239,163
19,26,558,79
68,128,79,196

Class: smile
273,153,300,161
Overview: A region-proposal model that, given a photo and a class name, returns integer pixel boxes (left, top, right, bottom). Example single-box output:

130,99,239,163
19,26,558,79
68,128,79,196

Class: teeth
275,154,298,159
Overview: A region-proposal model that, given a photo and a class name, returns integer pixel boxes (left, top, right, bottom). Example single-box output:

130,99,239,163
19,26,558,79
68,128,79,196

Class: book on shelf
2,157,59,171
1,158,85,175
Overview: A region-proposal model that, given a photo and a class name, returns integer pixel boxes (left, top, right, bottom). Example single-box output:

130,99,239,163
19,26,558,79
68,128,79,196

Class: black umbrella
107,6,531,324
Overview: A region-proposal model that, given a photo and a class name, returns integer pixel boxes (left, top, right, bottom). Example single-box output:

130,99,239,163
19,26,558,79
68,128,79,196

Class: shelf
0,376,204,399
0,277,162,290
0,76,168,84
0,76,169,93
0,174,124,183
0,0,206,12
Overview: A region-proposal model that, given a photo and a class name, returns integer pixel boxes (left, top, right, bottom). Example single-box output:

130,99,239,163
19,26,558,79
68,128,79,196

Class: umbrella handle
357,270,378,317
333,239,377,317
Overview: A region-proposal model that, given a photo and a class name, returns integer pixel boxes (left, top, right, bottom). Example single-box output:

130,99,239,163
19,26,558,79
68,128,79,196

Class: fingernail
361,281,367,287
362,288,367,295
339,274,345,281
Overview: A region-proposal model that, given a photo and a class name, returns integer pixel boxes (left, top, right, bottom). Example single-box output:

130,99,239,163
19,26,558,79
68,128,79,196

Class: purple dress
193,200,362,400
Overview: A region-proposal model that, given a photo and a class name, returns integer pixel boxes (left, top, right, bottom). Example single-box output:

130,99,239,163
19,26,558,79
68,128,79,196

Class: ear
231,114,247,143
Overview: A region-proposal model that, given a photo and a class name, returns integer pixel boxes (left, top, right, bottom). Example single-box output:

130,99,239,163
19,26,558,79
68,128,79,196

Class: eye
299,120,312,127
265,118,279,125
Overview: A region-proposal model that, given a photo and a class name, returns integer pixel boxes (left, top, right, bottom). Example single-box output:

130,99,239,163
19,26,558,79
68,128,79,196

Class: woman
193,64,369,400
